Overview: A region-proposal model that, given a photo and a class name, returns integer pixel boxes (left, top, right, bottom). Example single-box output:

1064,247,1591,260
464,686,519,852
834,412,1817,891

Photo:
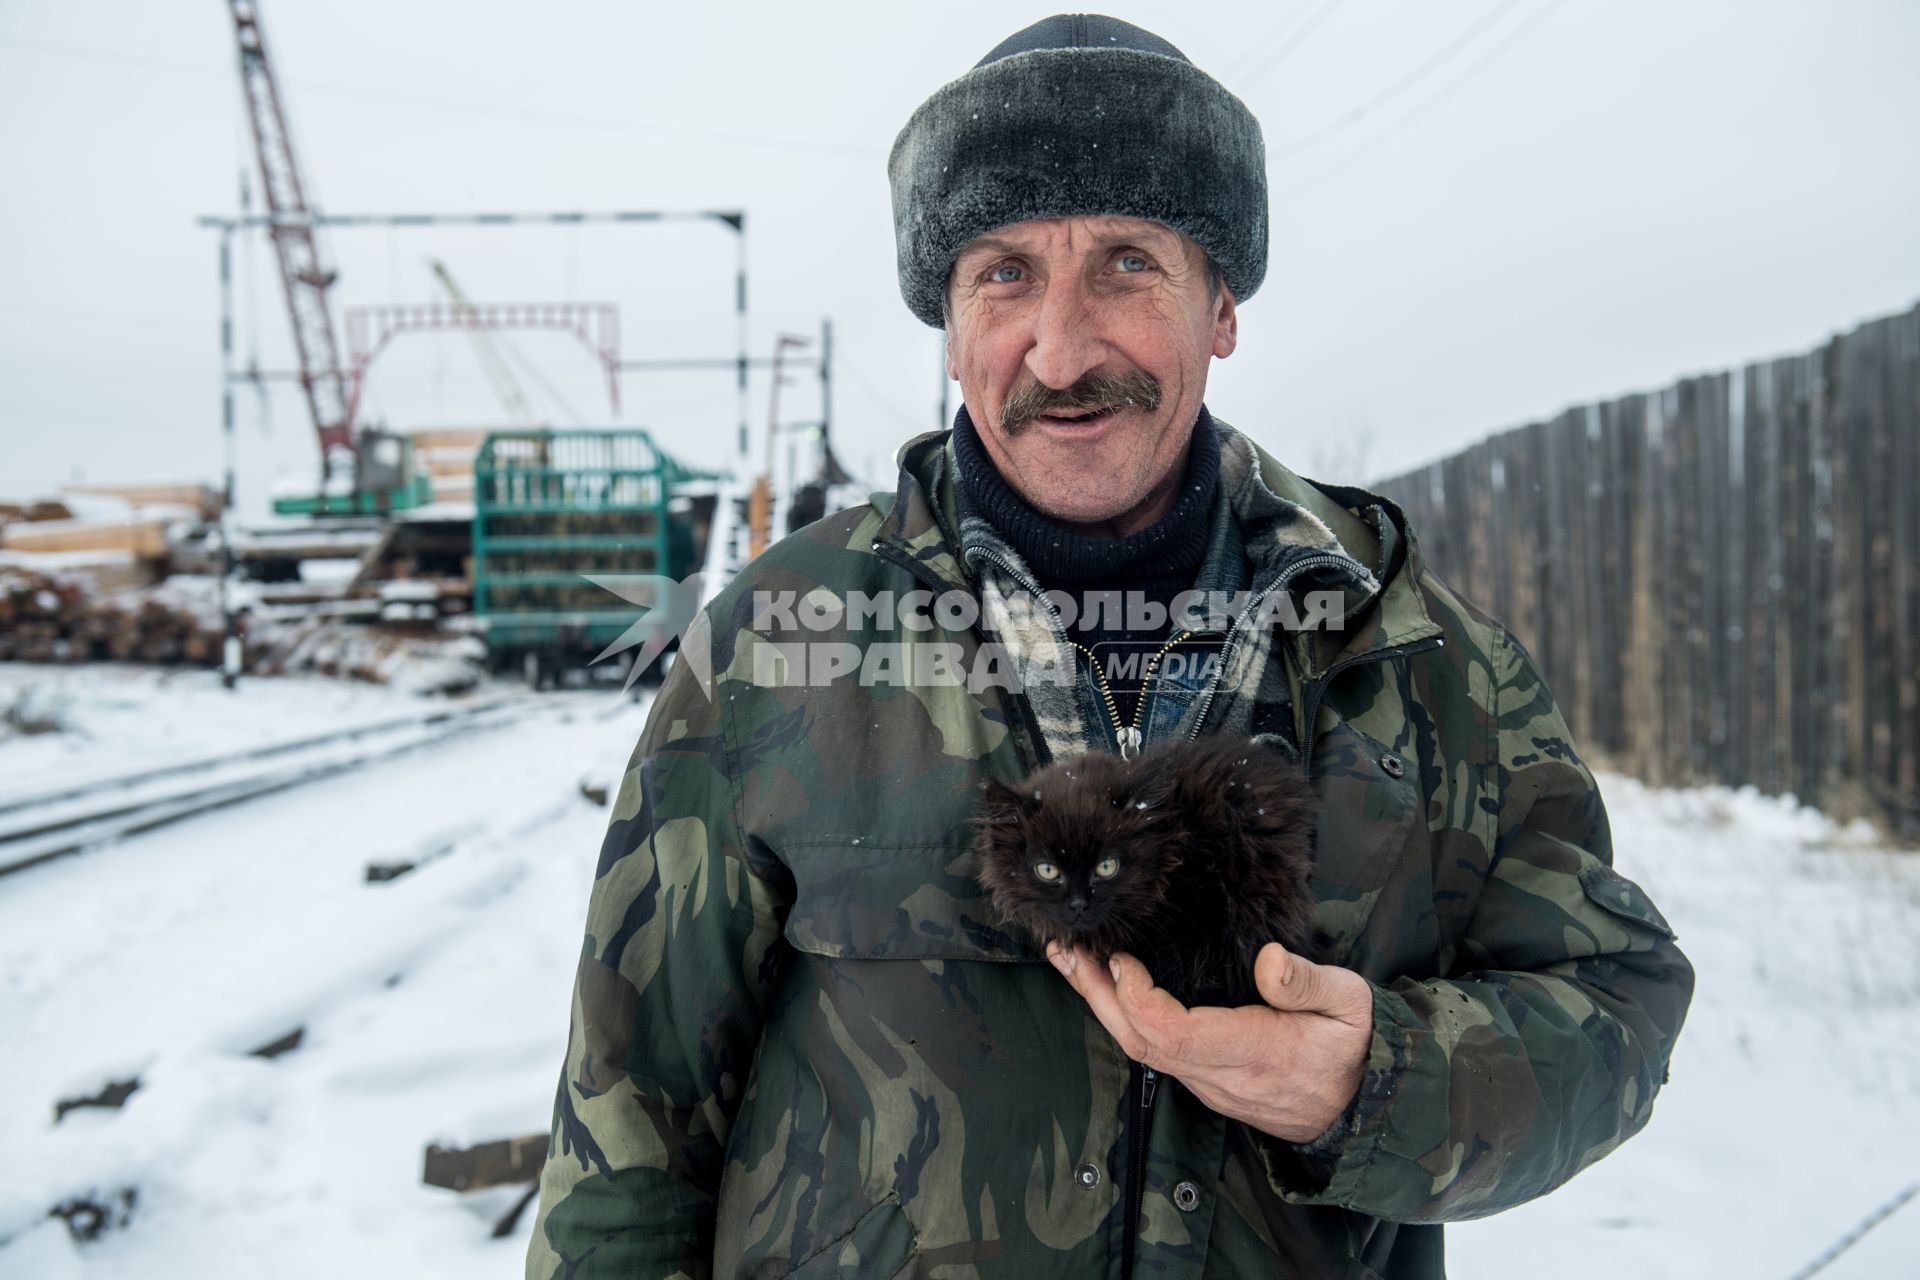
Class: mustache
1000,370,1163,435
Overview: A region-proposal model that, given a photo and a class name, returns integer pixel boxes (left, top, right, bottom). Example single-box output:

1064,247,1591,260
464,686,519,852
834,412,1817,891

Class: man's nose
1023,277,1104,391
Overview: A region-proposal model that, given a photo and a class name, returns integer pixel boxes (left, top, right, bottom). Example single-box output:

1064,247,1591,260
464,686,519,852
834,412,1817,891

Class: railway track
0,696,535,879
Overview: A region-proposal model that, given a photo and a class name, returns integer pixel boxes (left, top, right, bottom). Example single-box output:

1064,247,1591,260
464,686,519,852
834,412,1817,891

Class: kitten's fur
974,735,1321,1007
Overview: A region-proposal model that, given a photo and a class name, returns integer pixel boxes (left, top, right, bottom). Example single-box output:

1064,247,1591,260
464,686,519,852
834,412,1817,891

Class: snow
0,664,486,796
0,550,141,574
1448,778,1920,1279
1,666,648,1276
0,674,1916,1276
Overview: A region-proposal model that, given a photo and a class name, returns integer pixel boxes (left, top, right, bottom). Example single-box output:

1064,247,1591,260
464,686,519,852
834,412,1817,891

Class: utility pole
936,329,950,431
750,333,811,558
818,316,833,449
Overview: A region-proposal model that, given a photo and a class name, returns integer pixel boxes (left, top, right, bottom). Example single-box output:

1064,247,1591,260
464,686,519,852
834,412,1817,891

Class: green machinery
472,428,719,685
271,430,436,517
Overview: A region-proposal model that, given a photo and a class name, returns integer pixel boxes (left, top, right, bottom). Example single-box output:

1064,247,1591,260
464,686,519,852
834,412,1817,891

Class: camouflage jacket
527,421,1695,1280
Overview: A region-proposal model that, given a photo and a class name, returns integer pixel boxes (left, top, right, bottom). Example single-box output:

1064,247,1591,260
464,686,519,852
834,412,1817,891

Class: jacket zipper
963,539,1171,1273
1296,634,1447,770
1184,551,1366,744
1121,1061,1159,1277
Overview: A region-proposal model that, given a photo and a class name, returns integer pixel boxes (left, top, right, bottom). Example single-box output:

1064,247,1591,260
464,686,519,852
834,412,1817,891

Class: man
527,15,1693,1279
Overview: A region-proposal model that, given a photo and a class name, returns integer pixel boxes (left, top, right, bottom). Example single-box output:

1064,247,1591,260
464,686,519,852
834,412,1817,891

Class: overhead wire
0,36,881,160
1234,0,1344,90
1272,0,1572,204
842,359,925,432
1268,0,1527,157
499,336,590,427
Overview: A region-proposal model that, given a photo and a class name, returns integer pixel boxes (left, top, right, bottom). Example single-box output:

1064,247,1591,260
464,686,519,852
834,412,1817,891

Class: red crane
227,0,354,485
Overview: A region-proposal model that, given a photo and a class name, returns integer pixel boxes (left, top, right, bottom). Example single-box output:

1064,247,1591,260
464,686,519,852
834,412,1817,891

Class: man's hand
1048,940,1374,1144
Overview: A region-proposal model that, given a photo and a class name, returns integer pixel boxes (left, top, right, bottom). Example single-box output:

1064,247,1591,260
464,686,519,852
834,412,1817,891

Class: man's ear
1212,286,1238,360
945,326,959,381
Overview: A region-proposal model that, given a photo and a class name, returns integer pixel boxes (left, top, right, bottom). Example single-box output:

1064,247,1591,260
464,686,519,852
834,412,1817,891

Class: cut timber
0,498,78,525
408,428,488,502
0,517,171,558
64,483,224,521
423,1133,548,1192
0,567,223,665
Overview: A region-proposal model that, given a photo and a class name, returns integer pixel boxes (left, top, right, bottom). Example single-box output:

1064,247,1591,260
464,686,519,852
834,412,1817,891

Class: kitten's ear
977,776,1034,827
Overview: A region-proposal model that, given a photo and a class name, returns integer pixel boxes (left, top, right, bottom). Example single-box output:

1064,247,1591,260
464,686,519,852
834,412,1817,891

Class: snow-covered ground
1448,779,1920,1278
1,665,1916,1277
0,664,483,797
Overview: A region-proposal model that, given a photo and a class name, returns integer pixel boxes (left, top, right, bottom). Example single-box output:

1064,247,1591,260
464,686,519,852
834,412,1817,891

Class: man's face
945,215,1237,534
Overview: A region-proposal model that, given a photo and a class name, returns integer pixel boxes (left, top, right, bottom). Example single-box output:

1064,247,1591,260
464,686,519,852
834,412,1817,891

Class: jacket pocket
779,839,1039,962
1577,863,1679,943
781,1192,919,1280
1306,720,1427,972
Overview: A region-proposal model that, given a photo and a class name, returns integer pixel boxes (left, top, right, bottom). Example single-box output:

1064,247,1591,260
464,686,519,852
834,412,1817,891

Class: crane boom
228,0,353,469
428,260,543,428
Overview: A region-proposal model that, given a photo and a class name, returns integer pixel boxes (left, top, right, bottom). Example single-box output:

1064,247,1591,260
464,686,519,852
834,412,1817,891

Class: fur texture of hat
888,14,1267,328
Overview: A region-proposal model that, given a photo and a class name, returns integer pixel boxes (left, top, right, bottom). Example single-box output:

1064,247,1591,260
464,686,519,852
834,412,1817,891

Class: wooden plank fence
1372,301,1920,839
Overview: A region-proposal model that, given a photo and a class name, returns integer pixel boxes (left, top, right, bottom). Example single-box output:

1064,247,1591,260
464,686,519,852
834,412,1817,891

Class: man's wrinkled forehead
951,215,1194,271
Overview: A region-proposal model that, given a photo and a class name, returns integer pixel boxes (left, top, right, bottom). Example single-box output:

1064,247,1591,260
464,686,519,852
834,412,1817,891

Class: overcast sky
2,0,1915,513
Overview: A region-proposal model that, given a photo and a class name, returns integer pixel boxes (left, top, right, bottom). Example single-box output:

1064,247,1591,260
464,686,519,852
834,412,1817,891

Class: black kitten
974,735,1321,1007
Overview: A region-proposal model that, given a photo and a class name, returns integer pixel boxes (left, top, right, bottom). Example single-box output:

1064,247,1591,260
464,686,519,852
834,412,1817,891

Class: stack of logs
0,567,222,666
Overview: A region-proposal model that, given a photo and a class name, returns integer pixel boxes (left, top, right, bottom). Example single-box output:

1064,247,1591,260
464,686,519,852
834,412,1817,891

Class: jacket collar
871,418,1441,658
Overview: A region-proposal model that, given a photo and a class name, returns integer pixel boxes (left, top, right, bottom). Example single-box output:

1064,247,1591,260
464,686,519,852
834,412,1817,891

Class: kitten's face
973,755,1184,955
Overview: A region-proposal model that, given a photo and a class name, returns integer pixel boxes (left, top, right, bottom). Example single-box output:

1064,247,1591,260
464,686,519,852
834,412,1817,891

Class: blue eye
989,263,1024,283
1116,254,1148,273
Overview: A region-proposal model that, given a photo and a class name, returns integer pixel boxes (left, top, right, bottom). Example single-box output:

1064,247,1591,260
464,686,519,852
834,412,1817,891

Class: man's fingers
1049,944,1141,1051
1252,942,1299,1007
1049,945,1186,1064
1254,942,1370,1022
1047,940,1078,980
1109,952,1190,1037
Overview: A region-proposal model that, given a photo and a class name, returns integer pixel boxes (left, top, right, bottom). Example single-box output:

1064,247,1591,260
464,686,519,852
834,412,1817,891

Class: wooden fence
1372,301,1920,839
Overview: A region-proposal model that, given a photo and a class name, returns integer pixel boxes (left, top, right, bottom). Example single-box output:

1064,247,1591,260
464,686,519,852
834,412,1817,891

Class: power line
841,360,923,431
1272,0,1571,205
1786,1182,1920,1280
0,37,881,160
1222,1,1330,83
499,333,590,427
1235,0,1345,91
1270,0,1526,157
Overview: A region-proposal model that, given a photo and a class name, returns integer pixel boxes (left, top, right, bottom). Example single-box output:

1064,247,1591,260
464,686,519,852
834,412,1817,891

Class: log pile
0,566,223,665
246,618,486,693
1,565,486,689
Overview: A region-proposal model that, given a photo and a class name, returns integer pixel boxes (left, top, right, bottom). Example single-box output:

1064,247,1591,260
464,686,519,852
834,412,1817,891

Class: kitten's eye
1093,857,1119,879
1034,861,1062,882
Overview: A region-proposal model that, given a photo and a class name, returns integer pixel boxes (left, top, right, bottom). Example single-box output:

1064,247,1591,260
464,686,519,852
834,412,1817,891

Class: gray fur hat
888,13,1267,329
